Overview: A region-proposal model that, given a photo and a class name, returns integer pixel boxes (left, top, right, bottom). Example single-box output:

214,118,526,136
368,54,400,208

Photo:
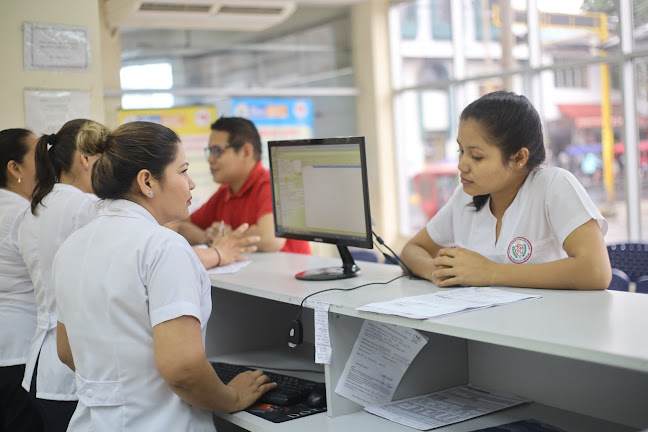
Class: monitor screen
268,137,372,280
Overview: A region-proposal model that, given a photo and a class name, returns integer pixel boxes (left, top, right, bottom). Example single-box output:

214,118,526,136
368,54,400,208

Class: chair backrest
607,268,631,291
636,275,648,294
349,249,379,263
606,243,648,282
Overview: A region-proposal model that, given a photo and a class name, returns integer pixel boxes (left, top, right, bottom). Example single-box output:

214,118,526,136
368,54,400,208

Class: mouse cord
294,274,407,322
371,230,417,278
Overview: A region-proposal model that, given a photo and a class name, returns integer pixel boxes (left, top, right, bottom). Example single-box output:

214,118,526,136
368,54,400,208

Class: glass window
553,59,589,88
401,2,418,40
430,0,452,40
540,2,619,67
634,57,648,234
473,0,499,41
120,63,174,109
389,0,645,241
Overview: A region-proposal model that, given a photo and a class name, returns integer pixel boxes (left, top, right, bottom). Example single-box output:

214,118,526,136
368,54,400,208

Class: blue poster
231,98,313,129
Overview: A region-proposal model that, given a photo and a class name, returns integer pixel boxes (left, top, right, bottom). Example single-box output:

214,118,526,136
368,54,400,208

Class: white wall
0,0,105,130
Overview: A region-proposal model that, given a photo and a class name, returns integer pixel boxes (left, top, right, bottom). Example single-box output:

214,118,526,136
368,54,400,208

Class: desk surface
209,252,648,373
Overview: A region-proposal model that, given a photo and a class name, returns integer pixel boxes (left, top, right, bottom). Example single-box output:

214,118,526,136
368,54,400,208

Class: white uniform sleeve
73,194,100,230
426,185,462,247
147,242,205,328
545,169,607,247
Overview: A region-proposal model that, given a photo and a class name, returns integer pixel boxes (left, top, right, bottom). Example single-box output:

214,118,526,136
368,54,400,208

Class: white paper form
335,321,428,407
357,288,542,320
365,385,529,430
207,260,251,275
304,300,332,364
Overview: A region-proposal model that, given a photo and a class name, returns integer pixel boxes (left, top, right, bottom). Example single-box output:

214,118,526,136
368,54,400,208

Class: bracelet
212,246,221,267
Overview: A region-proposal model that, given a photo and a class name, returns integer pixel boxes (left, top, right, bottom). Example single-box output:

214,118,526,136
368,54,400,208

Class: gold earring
18,178,21,184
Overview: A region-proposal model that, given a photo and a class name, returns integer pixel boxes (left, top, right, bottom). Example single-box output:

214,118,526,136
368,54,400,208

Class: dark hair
0,128,33,188
31,119,97,214
76,121,180,200
459,91,546,211
211,116,262,162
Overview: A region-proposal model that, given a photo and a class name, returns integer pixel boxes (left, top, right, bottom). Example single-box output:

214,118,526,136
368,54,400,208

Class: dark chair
636,275,648,294
607,268,631,291
349,249,379,263
607,243,648,282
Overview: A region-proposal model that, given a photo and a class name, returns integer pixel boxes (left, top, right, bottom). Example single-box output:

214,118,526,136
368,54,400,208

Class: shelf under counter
214,401,636,432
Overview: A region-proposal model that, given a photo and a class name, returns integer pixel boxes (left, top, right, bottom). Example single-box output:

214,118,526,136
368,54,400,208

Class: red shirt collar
223,161,265,201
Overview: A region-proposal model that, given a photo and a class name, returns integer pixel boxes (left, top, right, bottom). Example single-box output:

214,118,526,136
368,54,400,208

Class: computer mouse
306,384,327,408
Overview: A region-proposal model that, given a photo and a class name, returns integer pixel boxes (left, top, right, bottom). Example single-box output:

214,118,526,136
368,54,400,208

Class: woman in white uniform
53,121,274,431
0,128,43,431
18,119,104,431
401,91,611,290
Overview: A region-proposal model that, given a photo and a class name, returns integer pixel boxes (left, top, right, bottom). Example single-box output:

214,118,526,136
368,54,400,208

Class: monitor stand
295,245,361,281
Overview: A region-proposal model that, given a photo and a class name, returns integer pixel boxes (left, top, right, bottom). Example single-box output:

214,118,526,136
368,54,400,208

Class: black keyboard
211,362,320,406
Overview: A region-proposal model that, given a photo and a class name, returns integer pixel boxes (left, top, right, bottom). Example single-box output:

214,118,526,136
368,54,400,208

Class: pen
220,220,225,238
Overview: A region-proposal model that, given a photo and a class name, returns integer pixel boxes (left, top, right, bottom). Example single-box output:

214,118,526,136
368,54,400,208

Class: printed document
357,287,542,320
304,300,332,365
365,385,529,430
207,260,251,275
335,321,428,407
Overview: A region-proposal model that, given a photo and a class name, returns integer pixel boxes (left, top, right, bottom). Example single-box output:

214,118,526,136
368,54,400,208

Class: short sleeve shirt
426,167,607,264
54,200,214,431
18,183,100,399
190,162,310,254
0,189,36,366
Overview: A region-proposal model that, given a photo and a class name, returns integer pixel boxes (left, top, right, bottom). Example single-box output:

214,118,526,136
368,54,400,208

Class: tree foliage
581,0,648,26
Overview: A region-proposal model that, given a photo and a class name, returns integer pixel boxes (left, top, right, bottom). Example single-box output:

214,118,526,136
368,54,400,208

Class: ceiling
113,0,368,63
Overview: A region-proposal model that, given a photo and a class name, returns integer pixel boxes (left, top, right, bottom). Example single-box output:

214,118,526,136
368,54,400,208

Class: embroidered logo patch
507,237,532,264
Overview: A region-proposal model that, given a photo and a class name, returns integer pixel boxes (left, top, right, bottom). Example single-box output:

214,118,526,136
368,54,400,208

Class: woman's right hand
209,223,260,267
227,370,277,411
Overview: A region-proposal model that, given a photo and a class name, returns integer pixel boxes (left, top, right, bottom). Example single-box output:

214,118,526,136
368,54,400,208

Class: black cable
372,230,416,278
295,274,407,321
373,240,399,265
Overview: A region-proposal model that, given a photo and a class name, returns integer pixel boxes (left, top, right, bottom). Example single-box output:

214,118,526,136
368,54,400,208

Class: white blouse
427,167,607,264
18,183,100,399
53,200,214,432
0,189,37,366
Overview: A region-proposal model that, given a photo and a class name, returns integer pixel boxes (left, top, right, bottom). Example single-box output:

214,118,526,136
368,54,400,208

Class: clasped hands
430,246,494,287
208,223,260,267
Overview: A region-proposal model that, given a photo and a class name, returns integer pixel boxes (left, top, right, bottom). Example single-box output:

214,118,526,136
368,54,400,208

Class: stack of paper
365,385,529,430
357,287,542,320
334,321,428,407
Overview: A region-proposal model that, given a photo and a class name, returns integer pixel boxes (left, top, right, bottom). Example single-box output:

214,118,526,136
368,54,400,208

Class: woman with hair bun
18,119,104,431
52,121,273,431
401,91,611,290
0,128,43,431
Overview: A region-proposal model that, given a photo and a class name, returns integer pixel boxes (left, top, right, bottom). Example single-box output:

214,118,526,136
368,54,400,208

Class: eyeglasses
204,145,232,159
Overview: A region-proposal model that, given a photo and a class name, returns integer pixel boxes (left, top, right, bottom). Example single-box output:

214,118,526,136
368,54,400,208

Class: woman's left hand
431,246,495,287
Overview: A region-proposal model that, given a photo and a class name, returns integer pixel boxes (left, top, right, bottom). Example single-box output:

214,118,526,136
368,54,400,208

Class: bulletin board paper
24,90,91,135
23,22,90,71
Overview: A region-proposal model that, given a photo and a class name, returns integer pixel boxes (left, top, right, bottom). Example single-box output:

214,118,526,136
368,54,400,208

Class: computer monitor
268,136,372,281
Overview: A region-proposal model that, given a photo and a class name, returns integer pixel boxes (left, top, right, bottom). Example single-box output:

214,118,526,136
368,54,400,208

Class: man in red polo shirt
170,116,310,255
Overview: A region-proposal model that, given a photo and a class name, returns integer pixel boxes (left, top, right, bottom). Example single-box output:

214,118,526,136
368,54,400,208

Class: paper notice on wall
304,300,331,364
23,22,90,71
335,321,428,407
24,90,90,135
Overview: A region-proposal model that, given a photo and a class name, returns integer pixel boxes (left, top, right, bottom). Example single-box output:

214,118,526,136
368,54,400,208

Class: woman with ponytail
18,119,104,432
0,128,42,431
52,121,271,431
